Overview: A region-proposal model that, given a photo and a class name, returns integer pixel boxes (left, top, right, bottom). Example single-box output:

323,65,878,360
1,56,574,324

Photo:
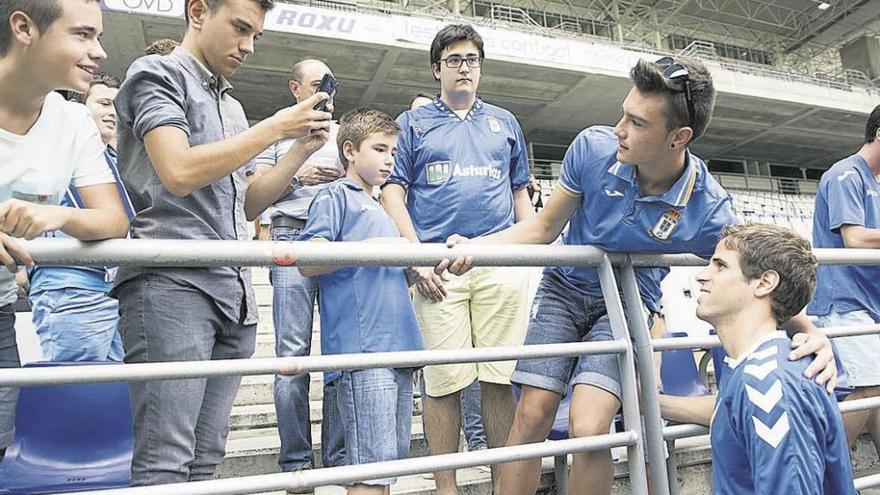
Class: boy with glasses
443,57,838,495
382,24,532,494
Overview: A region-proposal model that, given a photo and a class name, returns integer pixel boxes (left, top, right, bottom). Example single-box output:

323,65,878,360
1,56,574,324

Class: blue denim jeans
0,304,18,449
336,368,414,486
271,225,345,471
512,274,627,400
30,288,124,362
116,274,256,485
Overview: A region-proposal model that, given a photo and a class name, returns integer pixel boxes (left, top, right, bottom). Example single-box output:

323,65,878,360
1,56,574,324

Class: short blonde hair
336,108,400,170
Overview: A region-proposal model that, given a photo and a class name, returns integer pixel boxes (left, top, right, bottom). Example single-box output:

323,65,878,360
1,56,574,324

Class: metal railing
4,239,880,494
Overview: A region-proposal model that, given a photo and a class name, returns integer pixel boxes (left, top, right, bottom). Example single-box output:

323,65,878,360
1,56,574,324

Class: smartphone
313,73,339,112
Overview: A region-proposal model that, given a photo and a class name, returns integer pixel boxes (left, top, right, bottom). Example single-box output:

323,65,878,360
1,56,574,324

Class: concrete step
219,418,428,476
229,398,423,431
235,374,332,406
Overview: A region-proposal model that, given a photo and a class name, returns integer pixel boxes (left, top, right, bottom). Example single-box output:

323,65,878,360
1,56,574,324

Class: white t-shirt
0,92,114,305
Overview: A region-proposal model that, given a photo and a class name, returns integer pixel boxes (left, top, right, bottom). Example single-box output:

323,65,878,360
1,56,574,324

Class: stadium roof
99,2,879,169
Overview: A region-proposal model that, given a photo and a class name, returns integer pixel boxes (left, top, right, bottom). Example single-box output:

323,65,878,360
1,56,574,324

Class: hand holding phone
313,73,339,112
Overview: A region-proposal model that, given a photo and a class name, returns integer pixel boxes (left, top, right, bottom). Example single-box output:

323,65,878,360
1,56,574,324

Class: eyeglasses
440,55,482,69
655,56,695,129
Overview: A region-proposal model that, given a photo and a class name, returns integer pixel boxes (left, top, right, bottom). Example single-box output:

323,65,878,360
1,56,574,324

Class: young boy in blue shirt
298,108,425,495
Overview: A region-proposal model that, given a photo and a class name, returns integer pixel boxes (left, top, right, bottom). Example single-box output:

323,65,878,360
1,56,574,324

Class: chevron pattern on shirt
752,412,790,448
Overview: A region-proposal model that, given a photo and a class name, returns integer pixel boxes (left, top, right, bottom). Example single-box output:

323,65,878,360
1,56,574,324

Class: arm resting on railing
658,394,715,426
841,225,880,249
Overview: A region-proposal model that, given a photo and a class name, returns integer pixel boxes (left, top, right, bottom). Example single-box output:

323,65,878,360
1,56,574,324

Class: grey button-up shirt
114,47,257,325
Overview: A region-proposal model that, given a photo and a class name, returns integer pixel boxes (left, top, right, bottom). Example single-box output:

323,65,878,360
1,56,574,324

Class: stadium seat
0,362,133,494
660,332,709,397
658,332,711,495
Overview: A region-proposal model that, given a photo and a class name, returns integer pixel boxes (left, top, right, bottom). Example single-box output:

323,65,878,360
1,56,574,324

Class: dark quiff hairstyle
336,108,401,170
720,223,817,325
144,38,179,56
865,104,880,143
74,73,120,104
184,0,274,22
429,24,484,73
1,0,100,56
629,57,715,143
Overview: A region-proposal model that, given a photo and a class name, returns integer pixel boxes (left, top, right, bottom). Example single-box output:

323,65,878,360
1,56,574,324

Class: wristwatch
290,176,303,190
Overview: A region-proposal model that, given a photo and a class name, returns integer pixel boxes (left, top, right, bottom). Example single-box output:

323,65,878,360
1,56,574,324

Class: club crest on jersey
651,208,682,241
487,116,501,133
426,161,451,184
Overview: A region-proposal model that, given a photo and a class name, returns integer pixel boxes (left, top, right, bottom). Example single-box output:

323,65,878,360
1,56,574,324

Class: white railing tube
21,238,614,268
651,324,880,351
628,248,880,267
0,340,627,387
66,432,638,495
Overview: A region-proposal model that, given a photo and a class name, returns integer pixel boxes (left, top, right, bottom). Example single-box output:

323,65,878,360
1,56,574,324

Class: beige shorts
414,266,529,397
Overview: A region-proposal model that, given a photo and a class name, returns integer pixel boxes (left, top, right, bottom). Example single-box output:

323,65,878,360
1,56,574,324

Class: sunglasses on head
655,56,695,130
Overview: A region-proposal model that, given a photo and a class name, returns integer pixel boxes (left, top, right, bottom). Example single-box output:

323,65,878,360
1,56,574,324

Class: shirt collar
340,177,364,191
608,150,699,207
169,46,232,94
723,330,787,370
852,153,880,183
105,145,117,160
432,96,483,118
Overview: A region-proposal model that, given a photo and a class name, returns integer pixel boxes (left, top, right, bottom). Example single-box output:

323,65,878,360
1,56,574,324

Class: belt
271,216,307,230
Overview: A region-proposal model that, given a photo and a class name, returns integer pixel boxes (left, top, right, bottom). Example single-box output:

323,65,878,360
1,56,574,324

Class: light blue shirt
255,122,343,221
298,178,425,384
809,153,880,321
388,97,530,243
547,126,737,312
30,146,135,294
711,333,854,495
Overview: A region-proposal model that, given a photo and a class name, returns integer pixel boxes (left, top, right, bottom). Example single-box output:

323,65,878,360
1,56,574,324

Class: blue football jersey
711,332,855,495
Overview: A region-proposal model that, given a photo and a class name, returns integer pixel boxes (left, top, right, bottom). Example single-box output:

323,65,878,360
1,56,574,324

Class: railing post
618,257,671,495
597,255,649,495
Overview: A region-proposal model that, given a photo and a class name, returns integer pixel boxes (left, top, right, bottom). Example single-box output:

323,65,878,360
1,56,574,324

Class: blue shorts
512,274,646,401
335,367,414,486
817,308,880,388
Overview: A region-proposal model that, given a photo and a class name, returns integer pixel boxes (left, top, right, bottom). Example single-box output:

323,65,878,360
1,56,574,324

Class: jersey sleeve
825,170,866,231
298,188,344,242
116,56,189,141
70,107,115,188
508,115,530,191
557,133,588,197
737,373,831,495
387,111,416,189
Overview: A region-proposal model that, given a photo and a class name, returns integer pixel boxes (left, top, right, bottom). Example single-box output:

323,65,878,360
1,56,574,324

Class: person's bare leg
843,387,876,447
423,390,463,495
498,386,561,495
855,386,880,453
347,484,385,495
479,382,517,494
567,384,620,495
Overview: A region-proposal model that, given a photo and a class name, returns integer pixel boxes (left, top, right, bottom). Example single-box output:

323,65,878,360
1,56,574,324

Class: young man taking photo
114,0,332,483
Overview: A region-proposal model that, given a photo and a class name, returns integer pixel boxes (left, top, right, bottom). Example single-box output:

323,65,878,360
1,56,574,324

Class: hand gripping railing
3,239,650,495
